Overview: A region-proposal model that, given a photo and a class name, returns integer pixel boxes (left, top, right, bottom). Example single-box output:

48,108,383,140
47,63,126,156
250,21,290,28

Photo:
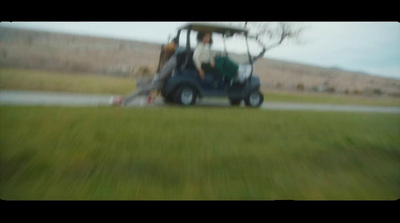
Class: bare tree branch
248,22,305,53
218,22,307,62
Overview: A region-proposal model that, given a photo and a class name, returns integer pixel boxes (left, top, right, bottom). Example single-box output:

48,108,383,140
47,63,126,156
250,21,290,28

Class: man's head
197,32,213,45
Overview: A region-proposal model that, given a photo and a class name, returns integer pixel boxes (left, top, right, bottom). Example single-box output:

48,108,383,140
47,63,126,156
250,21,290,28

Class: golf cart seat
175,51,233,84
175,50,252,85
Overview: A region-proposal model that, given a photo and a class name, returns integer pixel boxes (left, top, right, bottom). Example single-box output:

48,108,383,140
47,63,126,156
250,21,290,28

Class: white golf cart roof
178,22,249,36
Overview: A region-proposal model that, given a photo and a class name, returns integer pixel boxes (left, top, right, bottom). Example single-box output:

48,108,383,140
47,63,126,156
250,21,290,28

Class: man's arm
193,44,205,79
192,44,203,71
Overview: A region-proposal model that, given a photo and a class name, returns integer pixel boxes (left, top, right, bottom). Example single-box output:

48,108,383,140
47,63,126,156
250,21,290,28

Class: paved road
1,90,400,114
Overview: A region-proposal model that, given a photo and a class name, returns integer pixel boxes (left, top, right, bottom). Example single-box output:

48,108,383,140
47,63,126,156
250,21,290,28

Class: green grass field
1,106,399,200
0,67,136,95
1,67,399,107
263,91,400,107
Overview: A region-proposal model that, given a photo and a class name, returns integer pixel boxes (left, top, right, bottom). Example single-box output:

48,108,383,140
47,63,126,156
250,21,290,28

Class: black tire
174,85,198,106
244,90,264,107
163,93,175,104
229,99,241,106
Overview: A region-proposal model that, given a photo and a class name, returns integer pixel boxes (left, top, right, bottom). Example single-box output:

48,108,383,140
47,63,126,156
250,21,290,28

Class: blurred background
0,22,399,97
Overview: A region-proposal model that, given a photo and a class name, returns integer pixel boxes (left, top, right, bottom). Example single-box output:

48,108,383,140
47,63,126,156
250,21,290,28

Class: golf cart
160,22,267,107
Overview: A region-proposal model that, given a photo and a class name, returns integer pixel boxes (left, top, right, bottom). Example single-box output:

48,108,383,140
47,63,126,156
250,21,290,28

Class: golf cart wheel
174,85,198,106
229,99,241,106
244,90,264,107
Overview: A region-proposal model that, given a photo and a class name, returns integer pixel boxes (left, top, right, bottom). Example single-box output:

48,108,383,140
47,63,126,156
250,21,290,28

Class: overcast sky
1,21,399,79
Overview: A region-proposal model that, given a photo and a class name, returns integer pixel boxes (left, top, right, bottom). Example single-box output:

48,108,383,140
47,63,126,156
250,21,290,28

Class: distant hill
1,26,399,97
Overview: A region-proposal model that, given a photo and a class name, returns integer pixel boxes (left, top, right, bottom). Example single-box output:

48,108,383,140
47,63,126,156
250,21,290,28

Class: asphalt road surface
1,90,400,114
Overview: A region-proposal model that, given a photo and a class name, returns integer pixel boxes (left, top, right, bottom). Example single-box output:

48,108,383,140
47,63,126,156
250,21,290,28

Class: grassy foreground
0,106,399,200
263,90,400,107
